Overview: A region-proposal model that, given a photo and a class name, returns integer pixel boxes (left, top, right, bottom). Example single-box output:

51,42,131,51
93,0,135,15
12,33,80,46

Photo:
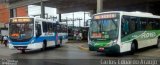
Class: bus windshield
9,19,34,42
90,15,119,40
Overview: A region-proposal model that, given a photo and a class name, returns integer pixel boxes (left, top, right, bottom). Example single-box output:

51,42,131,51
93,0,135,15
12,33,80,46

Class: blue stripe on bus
33,36,56,43
10,35,68,45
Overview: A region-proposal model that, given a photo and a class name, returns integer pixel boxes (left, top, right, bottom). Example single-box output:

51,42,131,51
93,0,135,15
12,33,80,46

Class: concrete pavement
0,41,159,65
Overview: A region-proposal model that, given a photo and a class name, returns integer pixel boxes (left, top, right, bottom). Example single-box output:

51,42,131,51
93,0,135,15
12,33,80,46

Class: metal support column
57,8,62,22
41,0,45,18
97,0,103,13
84,11,85,27
79,19,81,27
59,14,62,22
72,12,74,27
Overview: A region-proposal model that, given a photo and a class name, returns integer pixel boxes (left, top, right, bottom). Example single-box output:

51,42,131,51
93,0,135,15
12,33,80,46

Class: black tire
56,42,61,47
89,45,94,51
21,50,26,54
60,38,62,46
89,47,93,51
130,43,136,55
41,41,47,51
157,39,160,48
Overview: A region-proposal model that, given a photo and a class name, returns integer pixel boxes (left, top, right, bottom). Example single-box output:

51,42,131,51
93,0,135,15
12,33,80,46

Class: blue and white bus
8,17,68,53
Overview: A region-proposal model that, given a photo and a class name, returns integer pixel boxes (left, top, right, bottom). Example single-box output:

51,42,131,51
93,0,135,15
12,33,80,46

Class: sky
28,5,91,27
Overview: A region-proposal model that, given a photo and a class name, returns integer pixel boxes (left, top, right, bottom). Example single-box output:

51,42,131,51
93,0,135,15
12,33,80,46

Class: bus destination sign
11,18,31,23
94,14,117,19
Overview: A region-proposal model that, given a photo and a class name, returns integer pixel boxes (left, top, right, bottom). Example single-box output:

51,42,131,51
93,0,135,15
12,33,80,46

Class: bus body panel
89,11,160,54
9,35,57,50
120,31,159,53
120,42,132,53
9,17,68,51
138,37,157,49
57,33,68,45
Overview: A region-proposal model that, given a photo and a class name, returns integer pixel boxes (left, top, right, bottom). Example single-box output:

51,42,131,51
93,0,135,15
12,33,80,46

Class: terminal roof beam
9,0,48,9
8,0,160,13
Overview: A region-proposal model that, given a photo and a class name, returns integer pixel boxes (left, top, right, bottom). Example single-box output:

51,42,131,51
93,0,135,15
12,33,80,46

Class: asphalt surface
0,42,160,65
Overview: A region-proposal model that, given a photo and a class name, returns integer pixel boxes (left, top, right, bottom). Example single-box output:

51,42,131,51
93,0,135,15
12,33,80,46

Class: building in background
16,6,28,17
0,4,91,28
0,3,9,28
0,3,28,28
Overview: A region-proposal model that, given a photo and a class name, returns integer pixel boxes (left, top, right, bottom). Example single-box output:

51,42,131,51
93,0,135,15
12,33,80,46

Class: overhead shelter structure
7,0,160,19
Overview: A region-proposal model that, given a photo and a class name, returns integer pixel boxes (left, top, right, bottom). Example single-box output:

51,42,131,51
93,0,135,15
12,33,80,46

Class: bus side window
121,16,129,37
57,24,61,33
61,25,66,33
155,19,160,30
60,25,62,33
146,19,152,30
140,18,160,30
129,17,137,33
36,22,42,37
140,18,149,30
52,23,56,32
148,18,158,30
64,25,68,32
42,22,47,32
135,17,141,31
140,18,146,30
48,22,53,33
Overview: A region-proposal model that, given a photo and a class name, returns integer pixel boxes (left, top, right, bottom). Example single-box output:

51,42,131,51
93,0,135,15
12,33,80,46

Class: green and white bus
88,11,160,54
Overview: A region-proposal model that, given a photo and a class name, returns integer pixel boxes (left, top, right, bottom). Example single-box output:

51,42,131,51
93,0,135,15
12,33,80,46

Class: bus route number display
94,14,117,19
11,18,31,23
91,33,102,38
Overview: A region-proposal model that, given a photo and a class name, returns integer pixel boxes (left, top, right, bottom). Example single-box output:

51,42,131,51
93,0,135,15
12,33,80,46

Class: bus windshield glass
9,18,34,42
90,13,119,40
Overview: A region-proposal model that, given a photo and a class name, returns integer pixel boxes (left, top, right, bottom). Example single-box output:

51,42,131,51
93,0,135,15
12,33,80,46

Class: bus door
55,23,60,45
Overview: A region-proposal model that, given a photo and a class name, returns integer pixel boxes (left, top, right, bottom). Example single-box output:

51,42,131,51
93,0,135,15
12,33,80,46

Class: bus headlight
31,40,35,43
106,40,117,47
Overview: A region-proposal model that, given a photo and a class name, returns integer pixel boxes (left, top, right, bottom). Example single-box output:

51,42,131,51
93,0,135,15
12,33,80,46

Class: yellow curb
78,44,89,51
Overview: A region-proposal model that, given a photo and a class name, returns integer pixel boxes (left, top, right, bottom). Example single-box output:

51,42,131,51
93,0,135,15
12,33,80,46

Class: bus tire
130,43,136,55
89,46,94,51
21,50,26,54
60,38,62,46
42,40,47,51
157,39,160,48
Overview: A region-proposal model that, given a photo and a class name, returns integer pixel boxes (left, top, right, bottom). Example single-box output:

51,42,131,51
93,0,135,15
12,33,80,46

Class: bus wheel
130,43,136,55
157,39,160,48
42,41,47,51
60,38,62,46
21,50,26,54
89,46,94,51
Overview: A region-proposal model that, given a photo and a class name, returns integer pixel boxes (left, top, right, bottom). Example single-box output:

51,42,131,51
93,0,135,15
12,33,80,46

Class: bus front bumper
9,43,42,50
89,44,120,54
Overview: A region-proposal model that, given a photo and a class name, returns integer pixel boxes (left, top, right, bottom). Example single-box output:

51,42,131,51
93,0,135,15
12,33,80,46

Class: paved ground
0,42,159,65
79,42,160,58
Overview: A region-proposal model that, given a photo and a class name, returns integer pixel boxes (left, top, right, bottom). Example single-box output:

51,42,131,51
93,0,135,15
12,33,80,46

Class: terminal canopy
7,0,160,14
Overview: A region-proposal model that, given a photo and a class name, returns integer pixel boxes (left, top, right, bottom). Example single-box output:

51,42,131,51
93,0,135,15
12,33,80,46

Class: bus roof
94,11,160,18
